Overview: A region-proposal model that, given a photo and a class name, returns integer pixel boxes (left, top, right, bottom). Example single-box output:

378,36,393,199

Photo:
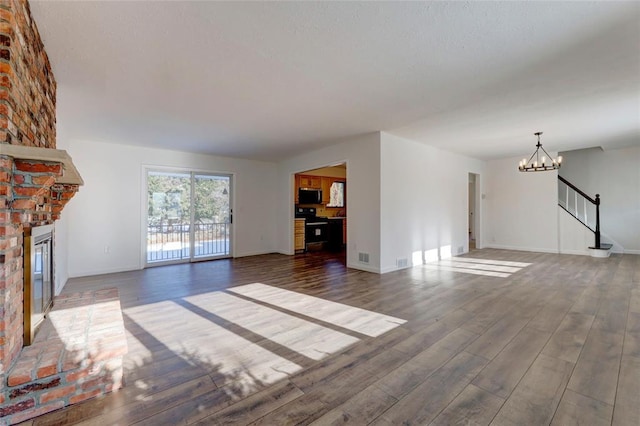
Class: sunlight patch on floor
184,292,359,360
424,257,531,278
228,283,407,337
124,300,302,393
438,260,521,273
122,285,406,396
447,257,532,268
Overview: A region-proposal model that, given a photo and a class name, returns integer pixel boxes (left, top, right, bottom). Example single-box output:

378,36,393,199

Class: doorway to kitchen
294,163,347,255
145,169,232,265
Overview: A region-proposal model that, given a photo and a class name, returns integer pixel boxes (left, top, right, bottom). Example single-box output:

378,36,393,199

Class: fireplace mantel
0,145,84,186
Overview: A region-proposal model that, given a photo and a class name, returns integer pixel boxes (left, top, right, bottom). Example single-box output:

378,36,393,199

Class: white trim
483,244,559,254
559,249,590,256
346,262,381,274
380,264,413,274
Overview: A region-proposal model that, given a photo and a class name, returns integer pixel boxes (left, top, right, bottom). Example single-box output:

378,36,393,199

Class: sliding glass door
192,174,231,259
146,170,231,265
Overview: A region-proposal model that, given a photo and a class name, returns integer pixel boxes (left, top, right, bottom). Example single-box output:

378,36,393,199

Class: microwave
298,188,322,204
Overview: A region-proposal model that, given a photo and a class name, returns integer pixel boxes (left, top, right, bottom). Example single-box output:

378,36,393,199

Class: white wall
276,133,381,272
53,212,69,294
58,140,278,278
54,139,72,293
559,145,640,253
303,166,347,178
484,156,559,253
558,206,594,255
379,133,485,273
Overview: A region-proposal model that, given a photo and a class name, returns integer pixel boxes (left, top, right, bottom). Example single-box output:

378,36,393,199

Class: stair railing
558,175,601,248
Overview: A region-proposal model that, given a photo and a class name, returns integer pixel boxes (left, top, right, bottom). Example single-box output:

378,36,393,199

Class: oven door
305,222,328,243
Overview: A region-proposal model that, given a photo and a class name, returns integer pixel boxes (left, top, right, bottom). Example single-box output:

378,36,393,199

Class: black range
295,207,328,244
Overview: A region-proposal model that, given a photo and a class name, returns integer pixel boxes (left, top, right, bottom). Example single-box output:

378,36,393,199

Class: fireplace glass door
33,236,52,325
24,224,54,345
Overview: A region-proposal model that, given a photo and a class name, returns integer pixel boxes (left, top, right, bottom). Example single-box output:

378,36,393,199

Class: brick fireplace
0,0,59,377
0,1,126,424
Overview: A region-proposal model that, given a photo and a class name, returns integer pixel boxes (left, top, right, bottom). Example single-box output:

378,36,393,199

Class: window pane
328,182,344,207
147,172,191,262
193,174,230,258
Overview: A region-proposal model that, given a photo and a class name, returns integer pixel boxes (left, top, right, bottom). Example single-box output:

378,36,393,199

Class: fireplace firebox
23,224,54,346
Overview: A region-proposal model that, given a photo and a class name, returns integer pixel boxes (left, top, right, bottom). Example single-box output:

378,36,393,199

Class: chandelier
518,132,562,172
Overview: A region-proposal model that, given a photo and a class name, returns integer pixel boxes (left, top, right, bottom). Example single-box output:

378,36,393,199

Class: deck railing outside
147,221,229,262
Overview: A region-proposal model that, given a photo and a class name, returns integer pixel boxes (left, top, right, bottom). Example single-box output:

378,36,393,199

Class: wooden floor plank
542,311,595,363
612,355,640,426
373,328,478,400
490,353,574,425
308,385,397,425
461,297,517,335
371,351,488,425
567,329,624,405
249,392,329,426
622,311,640,358
429,383,505,426
526,296,575,333
629,289,640,314
193,380,303,426
472,326,551,399
551,389,613,426
392,308,473,357
465,316,528,360
79,375,217,426
22,250,636,426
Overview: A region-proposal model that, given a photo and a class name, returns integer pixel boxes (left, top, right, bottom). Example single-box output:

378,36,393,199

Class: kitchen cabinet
343,218,347,245
294,218,305,252
299,175,321,189
327,218,343,252
321,177,332,204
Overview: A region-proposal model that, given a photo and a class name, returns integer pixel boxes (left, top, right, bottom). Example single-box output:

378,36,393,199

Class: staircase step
588,243,613,250
589,243,613,258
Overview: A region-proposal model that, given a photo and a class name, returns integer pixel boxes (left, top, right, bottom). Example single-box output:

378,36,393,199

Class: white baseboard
234,250,276,258
484,244,559,254
69,264,143,279
559,249,590,256
622,249,640,255
346,262,380,274
380,264,414,274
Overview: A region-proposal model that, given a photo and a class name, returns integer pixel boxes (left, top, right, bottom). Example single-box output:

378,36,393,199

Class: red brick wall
0,0,57,381
0,0,56,148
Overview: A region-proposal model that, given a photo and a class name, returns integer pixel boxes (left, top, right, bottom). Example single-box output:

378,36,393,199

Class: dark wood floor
21,249,639,425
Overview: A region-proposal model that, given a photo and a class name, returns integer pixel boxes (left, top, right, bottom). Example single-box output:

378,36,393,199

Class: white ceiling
30,1,639,161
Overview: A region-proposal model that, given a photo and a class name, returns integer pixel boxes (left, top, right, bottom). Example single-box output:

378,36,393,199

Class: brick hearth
1,288,127,424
